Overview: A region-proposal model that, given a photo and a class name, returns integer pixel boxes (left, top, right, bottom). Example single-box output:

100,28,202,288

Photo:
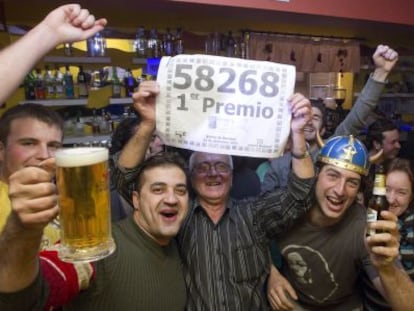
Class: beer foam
55,147,108,167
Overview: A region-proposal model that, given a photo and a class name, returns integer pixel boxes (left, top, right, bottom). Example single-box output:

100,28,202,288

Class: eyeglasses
193,161,232,175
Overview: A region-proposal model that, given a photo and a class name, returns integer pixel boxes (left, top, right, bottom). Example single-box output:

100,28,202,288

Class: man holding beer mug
0,3,107,248
0,104,64,249
0,152,189,310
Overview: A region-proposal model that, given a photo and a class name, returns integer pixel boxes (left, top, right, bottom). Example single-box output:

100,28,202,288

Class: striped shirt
178,172,314,311
111,153,314,310
398,208,414,279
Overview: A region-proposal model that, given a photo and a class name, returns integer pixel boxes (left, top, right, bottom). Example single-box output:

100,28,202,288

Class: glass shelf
19,98,88,106
43,56,112,64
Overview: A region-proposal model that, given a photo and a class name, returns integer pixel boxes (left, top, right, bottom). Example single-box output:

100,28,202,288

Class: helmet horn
316,129,325,148
369,149,383,163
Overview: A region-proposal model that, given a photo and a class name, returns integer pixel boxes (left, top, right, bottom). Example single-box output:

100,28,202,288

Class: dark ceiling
2,0,414,54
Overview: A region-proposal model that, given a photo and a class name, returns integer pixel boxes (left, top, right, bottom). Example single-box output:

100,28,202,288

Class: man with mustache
112,80,315,310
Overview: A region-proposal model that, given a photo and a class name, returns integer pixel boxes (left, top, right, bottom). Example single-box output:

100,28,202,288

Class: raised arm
366,210,414,311
335,44,399,136
117,81,158,169
0,4,107,103
112,81,158,201
289,93,314,179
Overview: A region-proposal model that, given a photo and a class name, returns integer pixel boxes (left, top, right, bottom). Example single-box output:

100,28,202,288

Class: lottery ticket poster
156,54,296,158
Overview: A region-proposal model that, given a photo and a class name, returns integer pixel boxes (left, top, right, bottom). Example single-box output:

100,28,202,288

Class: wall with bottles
2,25,308,146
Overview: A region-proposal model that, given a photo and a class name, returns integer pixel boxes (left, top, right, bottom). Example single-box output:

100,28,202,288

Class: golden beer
55,147,115,262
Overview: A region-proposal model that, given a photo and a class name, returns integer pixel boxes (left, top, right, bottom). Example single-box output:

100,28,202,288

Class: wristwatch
291,145,311,159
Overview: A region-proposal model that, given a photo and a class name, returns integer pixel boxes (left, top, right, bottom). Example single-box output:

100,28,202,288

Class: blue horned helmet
317,135,377,176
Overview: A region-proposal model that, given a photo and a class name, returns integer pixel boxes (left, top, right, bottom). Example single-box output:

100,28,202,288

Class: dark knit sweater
0,216,186,311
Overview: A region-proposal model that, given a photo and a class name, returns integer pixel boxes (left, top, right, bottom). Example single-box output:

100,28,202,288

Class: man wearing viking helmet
267,135,400,311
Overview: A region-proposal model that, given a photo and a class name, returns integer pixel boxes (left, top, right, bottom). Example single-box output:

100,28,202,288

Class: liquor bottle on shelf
99,109,109,134
44,65,55,99
212,31,221,55
134,26,147,58
87,32,106,57
225,31,235,57
111,66,121,98
239,34,247,59
123,69,137,97
23,71,36,100
34,68,46,100
366,164,388,236
77,65,89,98
75,110,84,136
64,65,75,98
54,65,65,99
174,27,184,55
121,106,131,121
63,42,72,56
104,110,114,133
91,109,100,134
204,33,213,55
147,28,160,58
163,28,174,56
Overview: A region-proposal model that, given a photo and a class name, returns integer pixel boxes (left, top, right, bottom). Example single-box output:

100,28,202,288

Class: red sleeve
39,249,95,310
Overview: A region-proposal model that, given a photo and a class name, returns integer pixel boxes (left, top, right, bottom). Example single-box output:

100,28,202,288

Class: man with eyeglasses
112,80,315,310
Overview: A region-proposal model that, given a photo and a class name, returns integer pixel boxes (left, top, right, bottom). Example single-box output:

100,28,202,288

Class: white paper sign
156,54,296,158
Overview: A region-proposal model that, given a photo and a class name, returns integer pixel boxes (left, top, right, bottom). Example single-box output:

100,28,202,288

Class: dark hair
134,152,188,192
0,103,64,144
310,98,326,129
365,118,397,150
109,117,141,155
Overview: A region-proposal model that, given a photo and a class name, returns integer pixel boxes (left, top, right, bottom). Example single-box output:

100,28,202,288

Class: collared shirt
178,172,314,311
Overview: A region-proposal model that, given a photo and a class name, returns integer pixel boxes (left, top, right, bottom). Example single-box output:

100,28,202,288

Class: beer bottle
366,164,388,236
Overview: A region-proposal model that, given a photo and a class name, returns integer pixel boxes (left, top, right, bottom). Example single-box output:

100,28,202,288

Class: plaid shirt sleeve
255,172,315,239
109,151,140,206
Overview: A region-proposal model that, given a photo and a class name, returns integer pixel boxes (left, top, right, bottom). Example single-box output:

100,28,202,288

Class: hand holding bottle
365,210,400,267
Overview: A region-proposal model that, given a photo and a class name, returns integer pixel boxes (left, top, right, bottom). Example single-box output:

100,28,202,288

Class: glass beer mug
55,147,115,262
